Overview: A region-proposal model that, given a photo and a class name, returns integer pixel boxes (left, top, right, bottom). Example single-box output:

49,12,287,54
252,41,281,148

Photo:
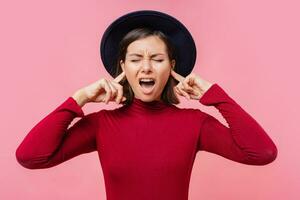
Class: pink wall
1,0,298,199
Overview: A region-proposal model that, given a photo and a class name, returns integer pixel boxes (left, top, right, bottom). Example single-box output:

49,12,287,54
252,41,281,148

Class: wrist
72,89,88,107
201,83,213,95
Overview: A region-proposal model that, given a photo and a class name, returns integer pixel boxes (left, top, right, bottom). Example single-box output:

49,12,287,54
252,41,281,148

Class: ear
171,59,176,69
120,60,125,72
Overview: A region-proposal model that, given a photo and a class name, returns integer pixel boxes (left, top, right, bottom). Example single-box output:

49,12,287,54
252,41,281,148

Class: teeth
140,78,154,82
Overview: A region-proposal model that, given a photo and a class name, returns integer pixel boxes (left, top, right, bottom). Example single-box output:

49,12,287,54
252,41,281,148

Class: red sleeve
197,84,278,165
15,97,98,169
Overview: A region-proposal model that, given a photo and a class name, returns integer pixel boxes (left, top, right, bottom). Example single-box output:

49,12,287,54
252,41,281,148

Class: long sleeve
15,97,98,169
197,83,278,165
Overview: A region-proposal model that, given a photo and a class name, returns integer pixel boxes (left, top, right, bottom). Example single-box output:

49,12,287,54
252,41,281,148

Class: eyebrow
127,53,165,57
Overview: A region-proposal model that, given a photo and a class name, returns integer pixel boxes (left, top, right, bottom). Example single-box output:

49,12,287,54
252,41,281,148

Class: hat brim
100,10,197,77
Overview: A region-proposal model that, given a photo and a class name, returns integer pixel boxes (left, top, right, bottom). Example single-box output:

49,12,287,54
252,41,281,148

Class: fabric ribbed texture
15,83,277,200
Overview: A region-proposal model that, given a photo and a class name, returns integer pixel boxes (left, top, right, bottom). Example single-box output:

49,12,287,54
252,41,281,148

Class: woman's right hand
72,72,127,106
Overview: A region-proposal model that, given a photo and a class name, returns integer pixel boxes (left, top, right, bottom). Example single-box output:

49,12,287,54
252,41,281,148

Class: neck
134,96,162,103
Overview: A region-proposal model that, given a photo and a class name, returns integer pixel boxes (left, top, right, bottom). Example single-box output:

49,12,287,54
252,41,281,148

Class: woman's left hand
170,69,214,100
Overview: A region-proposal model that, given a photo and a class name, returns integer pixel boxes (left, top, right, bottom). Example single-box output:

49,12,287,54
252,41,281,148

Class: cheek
157,68,171,85
123,64,138,85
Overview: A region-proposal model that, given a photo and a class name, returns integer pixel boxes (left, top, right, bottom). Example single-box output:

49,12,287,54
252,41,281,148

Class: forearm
15,97,85,168
199,84,278,165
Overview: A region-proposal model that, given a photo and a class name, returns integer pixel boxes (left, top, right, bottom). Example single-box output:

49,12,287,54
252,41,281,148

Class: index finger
113,71,126,83
170,69,185,82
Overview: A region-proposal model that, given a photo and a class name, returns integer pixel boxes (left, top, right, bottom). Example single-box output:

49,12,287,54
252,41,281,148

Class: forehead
126,36,167,55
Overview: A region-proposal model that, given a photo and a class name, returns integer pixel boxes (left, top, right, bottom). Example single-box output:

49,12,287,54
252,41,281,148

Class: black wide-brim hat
100,10,197,78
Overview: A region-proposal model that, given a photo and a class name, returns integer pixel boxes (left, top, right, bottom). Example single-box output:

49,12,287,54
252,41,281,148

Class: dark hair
114,27,180,105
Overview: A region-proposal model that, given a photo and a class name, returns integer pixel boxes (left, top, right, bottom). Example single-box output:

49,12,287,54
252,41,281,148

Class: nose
141,58,153,73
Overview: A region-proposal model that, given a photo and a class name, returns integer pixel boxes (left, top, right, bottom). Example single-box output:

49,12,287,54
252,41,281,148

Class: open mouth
139,78,156,94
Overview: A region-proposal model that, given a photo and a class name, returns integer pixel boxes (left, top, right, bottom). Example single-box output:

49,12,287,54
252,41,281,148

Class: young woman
15,10,277,200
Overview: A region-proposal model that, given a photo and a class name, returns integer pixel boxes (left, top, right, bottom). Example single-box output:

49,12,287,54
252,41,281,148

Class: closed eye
130,59,164,62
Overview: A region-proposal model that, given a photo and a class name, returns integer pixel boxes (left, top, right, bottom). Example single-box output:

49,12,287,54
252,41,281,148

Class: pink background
1,0,298,199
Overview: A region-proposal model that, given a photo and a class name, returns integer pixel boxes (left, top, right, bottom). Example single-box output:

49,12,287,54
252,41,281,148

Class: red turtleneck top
15,83,277,200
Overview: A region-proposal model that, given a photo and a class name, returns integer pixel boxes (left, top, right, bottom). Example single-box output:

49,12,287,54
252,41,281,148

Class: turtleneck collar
123,96,173,114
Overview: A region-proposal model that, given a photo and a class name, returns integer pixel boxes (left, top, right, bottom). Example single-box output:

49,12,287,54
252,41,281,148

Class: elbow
15,146,34,169
252,145,278,166
249,131,279,165
241,143,278,166
15,146,56,169
15,146,45,170
261,145,278,165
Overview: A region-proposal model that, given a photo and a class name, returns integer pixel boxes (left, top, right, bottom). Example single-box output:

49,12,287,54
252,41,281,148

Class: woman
15,10,277,200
